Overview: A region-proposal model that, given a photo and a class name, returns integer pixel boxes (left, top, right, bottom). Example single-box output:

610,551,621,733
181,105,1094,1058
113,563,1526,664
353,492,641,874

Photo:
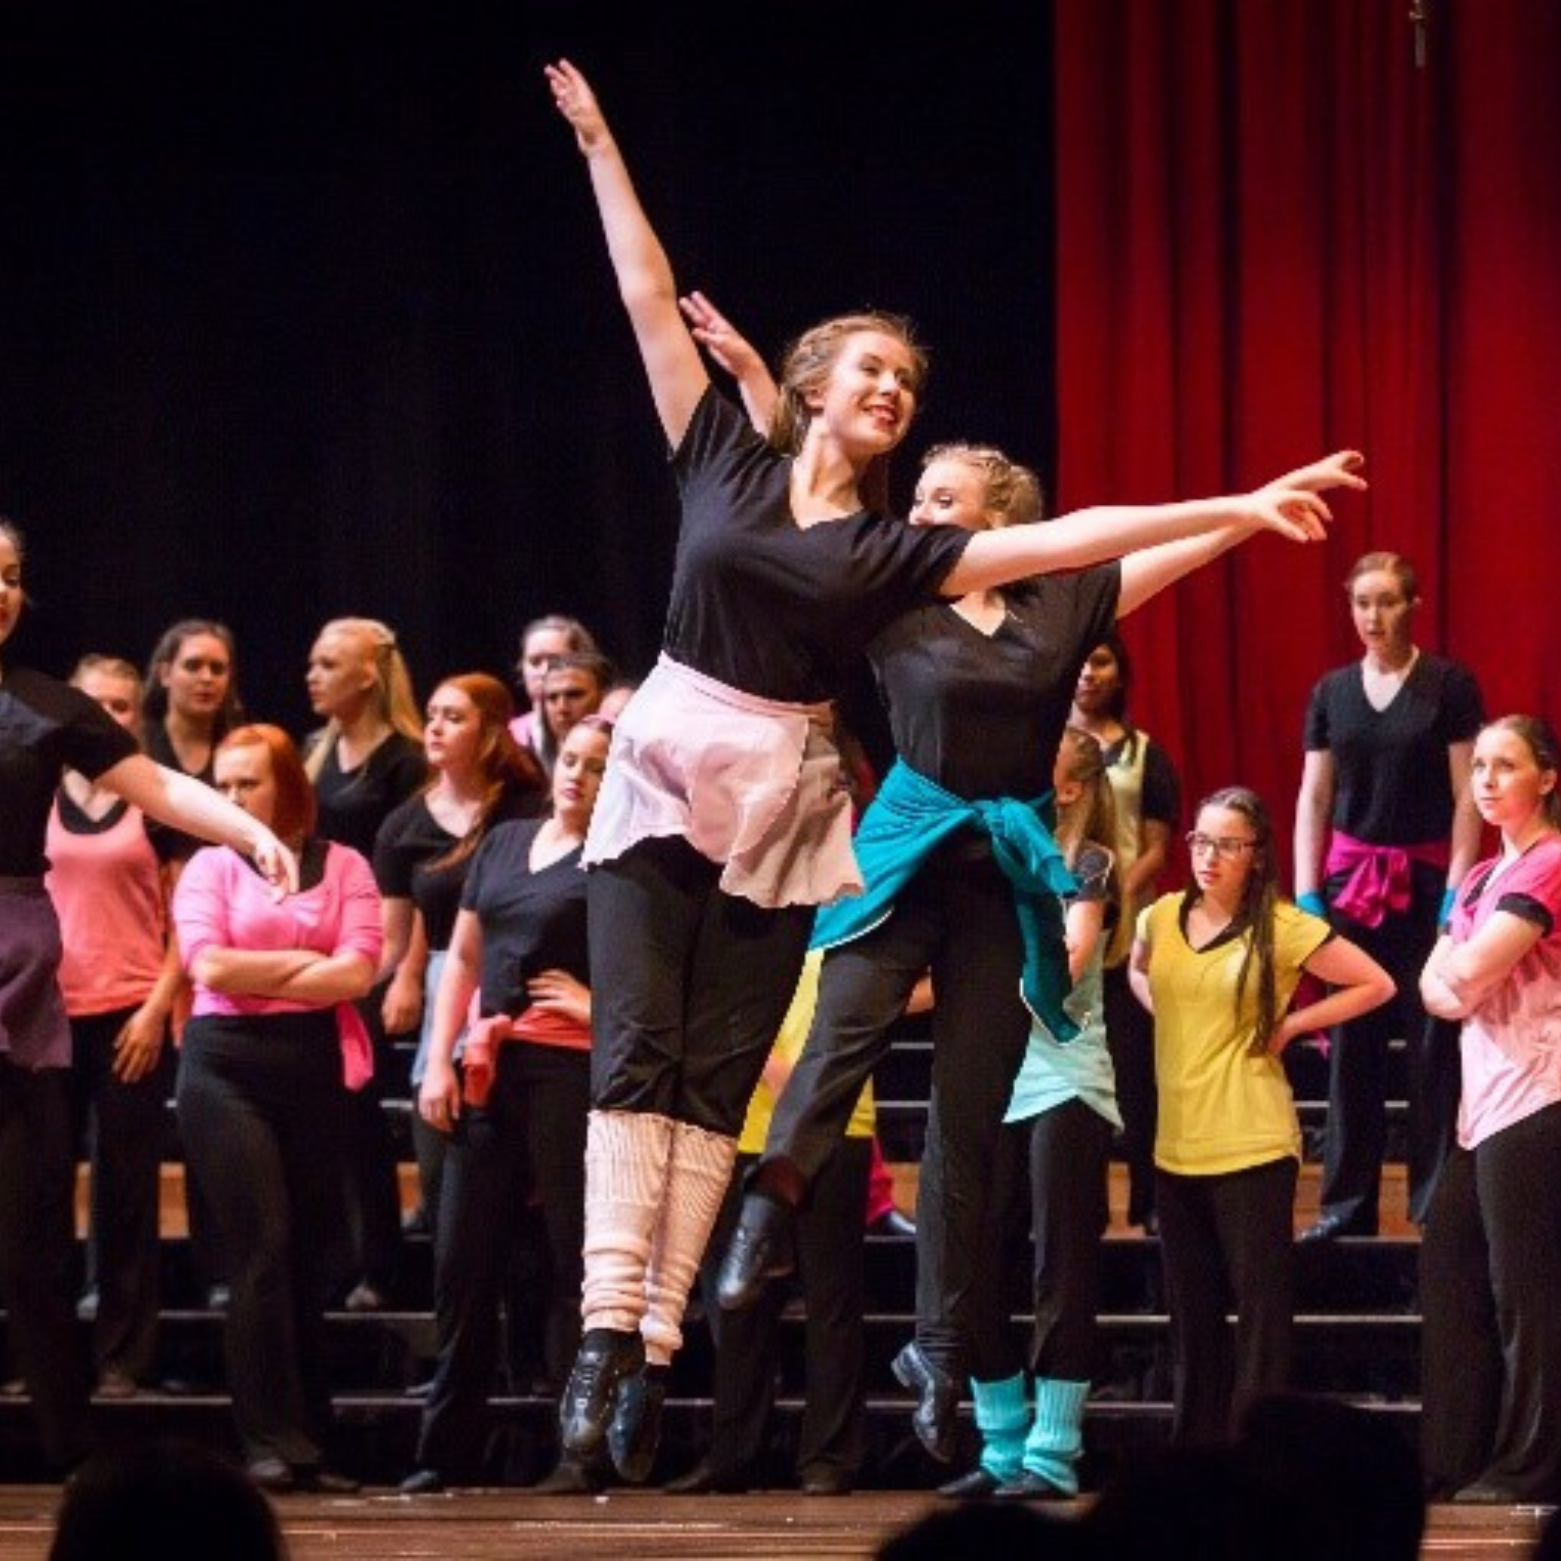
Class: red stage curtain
1054,0,1561,883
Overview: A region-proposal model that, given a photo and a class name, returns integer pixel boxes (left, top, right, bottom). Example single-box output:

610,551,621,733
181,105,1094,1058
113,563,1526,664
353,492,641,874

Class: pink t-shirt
173,842,383,1019
1451,834,1561,1149
45,800,168,1018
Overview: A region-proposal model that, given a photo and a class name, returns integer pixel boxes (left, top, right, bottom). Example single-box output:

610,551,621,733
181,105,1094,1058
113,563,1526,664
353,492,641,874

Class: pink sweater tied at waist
1325,830,1450,929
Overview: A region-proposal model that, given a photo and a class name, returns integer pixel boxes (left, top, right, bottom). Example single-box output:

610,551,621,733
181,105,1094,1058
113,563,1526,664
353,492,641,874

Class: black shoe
206,1284,232,1311
993,1469,1072,1501
558,1327,645,1459
607,1363,668,1484
938,1466,1002,1499
398,1468,444,1495
665,1458,715,1495
1453,1481,1519,1505
404,1376,436,1399
715,1193,796,1311
1296,1211,1372,1244
533,1454,604,1494
247,1457,296,1494
800,1465,853,1496
891,1341,961,1464
867,1207,917,1239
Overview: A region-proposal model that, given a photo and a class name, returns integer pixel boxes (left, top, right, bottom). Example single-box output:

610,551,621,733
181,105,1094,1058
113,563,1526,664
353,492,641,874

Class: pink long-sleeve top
173,841,383,1019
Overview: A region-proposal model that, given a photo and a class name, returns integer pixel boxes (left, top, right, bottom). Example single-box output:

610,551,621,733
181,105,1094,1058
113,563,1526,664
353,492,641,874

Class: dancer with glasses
1129,787,1393,1445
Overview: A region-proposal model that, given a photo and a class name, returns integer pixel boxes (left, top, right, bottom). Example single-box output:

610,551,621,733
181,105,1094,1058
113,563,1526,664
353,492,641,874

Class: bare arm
99,752,297,894
1446,738,1483,891
546,59,709,449
679,289,778,433
1268,934,1395,1054
381,910,430,1035
1293,748,1336,901
1128,935,1154,1014
1423,909,1543,1017
189,946,375,1006
1122,818,1171,907
1065,898,1106,984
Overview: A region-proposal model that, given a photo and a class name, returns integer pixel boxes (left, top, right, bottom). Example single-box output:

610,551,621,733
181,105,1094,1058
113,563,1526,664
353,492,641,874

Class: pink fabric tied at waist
337,1002,374,1091
582,653,862,909
1325,831,1450,929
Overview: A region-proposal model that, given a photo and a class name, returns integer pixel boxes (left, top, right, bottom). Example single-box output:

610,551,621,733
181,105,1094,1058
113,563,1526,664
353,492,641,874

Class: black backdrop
0,3,1053,759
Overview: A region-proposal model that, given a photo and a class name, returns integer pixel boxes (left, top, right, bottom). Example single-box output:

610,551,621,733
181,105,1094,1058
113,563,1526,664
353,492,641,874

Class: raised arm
679,290,778,434
1293,748,1337,910
546,59,709,448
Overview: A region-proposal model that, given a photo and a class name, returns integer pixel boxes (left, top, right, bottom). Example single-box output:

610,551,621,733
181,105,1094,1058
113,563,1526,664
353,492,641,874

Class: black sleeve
1140,737,1181,828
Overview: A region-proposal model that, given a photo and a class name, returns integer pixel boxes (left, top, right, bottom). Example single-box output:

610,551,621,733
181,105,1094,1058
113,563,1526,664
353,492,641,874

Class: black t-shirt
461,818,590,1018
0,667,138,876
311,730,428,859
867,567,1121,800
1303,654,1485,845
141,720,216,863
373,785,545,951
662,388,973,703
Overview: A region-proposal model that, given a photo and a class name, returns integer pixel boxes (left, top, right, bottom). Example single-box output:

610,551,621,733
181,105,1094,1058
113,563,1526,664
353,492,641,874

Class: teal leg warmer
1021,1377,1090,1495
972,1373,1031,1483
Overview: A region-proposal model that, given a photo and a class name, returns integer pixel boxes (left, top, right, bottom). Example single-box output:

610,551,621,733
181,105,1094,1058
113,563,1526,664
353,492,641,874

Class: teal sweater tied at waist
810,758,1080,1042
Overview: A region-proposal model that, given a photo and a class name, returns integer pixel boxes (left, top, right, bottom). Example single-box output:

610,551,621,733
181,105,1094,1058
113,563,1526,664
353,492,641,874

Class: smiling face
159,632,233,726
1470,724,1558,839
1073,642,1123,718
1348,568,1417,659
814,329,918,461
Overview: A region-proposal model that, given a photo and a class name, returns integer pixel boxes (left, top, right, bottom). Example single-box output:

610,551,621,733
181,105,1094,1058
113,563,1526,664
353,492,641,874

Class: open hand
545,58,610,153
680,291,764,379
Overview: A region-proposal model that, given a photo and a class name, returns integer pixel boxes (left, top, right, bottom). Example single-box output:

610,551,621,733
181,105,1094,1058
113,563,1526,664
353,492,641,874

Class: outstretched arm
546,59,709,448
1117,451,1367,616
100,752,297,895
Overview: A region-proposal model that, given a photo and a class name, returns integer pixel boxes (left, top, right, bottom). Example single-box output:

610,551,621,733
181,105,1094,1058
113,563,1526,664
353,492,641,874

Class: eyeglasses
1185,832,1258,860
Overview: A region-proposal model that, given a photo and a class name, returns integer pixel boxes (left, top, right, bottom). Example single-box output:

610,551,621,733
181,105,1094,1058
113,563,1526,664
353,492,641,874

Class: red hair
216,724,318,842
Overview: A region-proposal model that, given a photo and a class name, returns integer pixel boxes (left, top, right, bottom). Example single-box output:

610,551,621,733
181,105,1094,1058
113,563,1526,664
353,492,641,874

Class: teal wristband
1297,890,1326,918
1440,886,1458,927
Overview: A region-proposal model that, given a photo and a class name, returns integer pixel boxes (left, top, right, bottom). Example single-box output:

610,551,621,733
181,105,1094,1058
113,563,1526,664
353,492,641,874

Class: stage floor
0,1487,1548,1560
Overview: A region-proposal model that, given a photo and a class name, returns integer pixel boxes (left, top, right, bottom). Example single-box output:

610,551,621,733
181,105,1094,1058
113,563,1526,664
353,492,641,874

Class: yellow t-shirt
1137,893,1329,1176
738,948,876,1154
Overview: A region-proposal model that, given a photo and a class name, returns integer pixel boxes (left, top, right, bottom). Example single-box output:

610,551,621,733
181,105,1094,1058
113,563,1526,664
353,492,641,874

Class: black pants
698,1141,870,1484
588,837,814,1134
965,1100,1112,1383
336,984,405,1296
766,842,1032,1377
1103,961,1158,1226
416,1043,591,1481
1156,1156,1296,1448
68,1006,169,1381
1421,1105,1561,1503
1318,864,1460,1230
0,1057,92,1473
176,1012,347,1468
